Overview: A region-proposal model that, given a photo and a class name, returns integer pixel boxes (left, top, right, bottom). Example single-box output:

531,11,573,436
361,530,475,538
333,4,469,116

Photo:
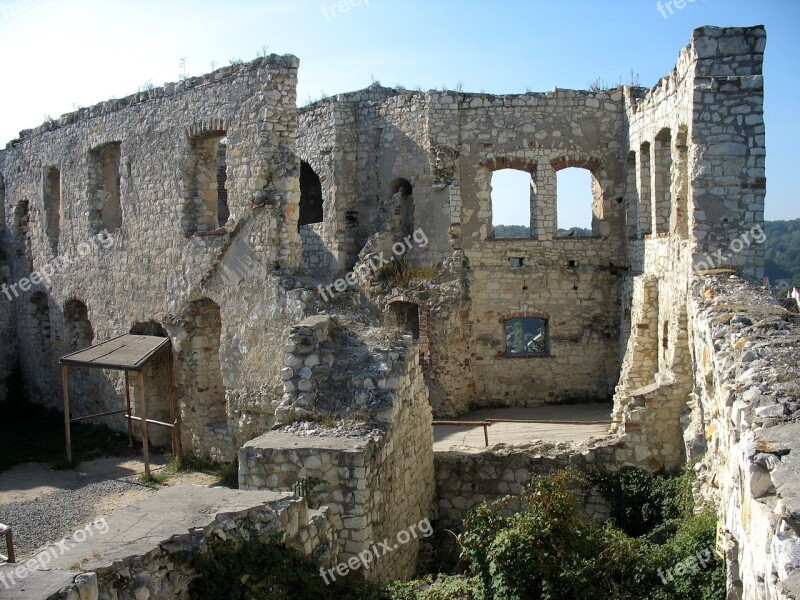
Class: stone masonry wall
435,441,620,528
452,88,628,407
613,26,766,472
690,275,800,600
0,55,306,459
239,338,434,582
14,486,337,600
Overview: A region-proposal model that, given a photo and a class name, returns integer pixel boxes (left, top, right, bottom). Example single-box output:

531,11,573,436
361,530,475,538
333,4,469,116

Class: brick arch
549,154,602,173
480,156,538,173
387,295,431,366
498,311,551,323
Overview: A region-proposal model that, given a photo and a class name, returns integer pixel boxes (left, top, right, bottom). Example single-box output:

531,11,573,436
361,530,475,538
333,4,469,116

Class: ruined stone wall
0,54,305,459
300,86,633,413
688,275,800,600
612,26,766,472
435,441,618,528
298,87,453,280
239,336,435,582
452,90,628,407
9,486,337,600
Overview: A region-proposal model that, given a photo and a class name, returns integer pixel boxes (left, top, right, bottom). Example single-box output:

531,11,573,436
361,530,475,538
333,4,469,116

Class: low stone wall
690,275,800,600
434,440,620,528
240,340,434,582
1,485,335,600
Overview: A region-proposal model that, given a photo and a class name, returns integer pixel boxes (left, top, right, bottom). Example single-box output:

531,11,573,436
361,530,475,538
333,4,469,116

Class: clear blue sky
0,0,797,224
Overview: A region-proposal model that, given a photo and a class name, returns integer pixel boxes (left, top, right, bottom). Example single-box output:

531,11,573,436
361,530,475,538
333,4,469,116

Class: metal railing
433,418,614,447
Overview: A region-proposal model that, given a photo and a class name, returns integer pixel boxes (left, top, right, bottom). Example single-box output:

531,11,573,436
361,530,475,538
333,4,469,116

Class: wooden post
483,423,489,447
165,346,180,457
124,370,133,448
62,365,72,466
138,369,150,476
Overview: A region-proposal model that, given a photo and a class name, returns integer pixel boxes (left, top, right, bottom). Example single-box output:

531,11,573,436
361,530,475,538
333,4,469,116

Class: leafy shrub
587,465,694,538
450,469,724,600
384,574,478,599
189,534,387,600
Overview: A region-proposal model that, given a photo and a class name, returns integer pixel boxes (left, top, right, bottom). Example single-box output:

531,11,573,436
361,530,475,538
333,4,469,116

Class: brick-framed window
501,313,549,357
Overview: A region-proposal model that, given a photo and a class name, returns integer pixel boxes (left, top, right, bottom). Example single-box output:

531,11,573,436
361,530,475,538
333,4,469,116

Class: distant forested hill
493,225,592,238
492,220,800,286
764,219,800,287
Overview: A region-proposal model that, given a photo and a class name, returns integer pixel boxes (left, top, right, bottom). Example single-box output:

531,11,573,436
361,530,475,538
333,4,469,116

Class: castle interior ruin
1,24,799,600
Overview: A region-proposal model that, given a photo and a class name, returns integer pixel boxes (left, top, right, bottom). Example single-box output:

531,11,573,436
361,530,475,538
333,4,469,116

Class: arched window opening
556,167,594,236
387,178,414,240
653,128,672,234
625,152,639,238
184,131,228,233
638,143,652,236
130,321,168,337
129,320,172,447
298,161,323,227
216,137,229,226
88,142,122,234
387,301,420,339
490,168,535,238
673,126,689,238
505,317,549,356
30,291,51,354
64,299,94,351
14,200,29,237
184,299,226,428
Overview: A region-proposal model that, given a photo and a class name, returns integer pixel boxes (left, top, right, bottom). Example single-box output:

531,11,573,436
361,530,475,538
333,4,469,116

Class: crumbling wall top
3,53,300,150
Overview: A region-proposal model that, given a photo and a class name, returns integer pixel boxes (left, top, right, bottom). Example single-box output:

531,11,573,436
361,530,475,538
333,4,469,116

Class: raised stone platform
433,404,613,451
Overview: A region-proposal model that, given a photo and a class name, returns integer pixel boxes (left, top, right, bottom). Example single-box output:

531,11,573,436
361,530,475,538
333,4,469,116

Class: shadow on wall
129,321,172,447
176,299,228,453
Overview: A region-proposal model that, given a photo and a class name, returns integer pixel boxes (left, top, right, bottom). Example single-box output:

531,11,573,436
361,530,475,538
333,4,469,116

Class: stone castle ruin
2,24,798,600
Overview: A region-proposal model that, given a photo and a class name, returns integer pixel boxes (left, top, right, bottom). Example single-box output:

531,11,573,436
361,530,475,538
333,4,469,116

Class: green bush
450,469,725,600
189,534,387,600
187,468,724,600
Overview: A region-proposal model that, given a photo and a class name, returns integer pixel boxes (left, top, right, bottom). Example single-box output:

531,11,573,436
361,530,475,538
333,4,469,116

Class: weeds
139,471,169,486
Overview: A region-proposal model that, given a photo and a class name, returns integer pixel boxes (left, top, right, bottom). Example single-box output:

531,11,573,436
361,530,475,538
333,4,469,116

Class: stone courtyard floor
433,403,613,451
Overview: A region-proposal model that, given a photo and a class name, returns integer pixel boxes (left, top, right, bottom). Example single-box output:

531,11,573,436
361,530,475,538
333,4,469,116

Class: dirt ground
0,453,218,512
